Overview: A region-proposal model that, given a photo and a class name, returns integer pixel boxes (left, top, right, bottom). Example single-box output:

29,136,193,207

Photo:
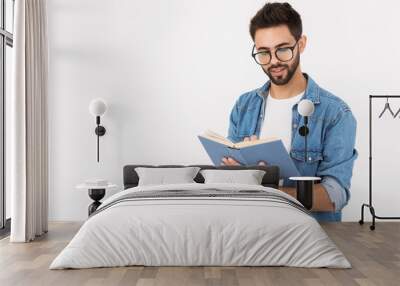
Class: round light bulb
89,98,107,117
297,99,315,117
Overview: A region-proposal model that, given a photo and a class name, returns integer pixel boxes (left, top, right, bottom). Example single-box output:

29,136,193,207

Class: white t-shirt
259,91,304,151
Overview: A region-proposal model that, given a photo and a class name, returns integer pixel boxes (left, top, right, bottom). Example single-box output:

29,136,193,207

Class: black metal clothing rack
359,95,400,230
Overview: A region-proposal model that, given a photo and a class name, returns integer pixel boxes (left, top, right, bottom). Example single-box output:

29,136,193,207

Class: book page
201,130,278,149
201,130,234,147
234,137,279,148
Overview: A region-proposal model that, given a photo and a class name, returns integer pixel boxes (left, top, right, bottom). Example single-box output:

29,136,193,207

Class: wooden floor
0,222,399,286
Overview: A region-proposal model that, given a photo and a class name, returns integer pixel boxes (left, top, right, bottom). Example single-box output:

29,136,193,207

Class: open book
198,130,300,178
200,130,279,148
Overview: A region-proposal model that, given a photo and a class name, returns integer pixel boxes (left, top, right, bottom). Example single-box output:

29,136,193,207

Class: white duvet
50,183,350,269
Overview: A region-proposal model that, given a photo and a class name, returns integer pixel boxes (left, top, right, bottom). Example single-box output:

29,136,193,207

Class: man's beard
262,52,300,86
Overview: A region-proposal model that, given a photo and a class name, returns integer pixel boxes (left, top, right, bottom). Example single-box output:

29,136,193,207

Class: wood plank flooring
0,222,399,286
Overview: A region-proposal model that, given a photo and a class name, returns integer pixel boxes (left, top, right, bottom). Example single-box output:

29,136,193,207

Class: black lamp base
295,180,313,210
88,189,105,216
290,177,320,210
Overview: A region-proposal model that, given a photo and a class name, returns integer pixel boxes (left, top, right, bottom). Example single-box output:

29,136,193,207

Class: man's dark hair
249,2,302,41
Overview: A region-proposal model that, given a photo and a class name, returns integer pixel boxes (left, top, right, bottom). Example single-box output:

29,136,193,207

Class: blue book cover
198,134,300,178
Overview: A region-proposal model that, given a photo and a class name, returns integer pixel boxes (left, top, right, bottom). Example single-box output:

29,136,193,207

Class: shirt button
293,123,297,128
308,157,312,161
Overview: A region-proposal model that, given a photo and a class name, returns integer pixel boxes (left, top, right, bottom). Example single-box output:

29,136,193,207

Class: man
223,2,358,221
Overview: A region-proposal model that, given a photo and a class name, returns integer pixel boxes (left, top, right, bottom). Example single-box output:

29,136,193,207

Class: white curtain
10,0,48,242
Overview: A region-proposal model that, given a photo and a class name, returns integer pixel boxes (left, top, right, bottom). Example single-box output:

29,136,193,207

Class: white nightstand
76,183,117,216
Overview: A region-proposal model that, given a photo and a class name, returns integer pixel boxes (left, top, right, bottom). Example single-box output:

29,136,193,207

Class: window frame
0,0,14,232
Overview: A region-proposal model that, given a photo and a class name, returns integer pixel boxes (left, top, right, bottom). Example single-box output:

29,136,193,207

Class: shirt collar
256,73,321,105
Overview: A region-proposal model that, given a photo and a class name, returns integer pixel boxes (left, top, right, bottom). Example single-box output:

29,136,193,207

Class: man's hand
243,135,258,142
221,135,267,166
221,157,241,166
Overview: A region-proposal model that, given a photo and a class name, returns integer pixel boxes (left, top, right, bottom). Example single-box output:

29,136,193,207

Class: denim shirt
227,74,358,222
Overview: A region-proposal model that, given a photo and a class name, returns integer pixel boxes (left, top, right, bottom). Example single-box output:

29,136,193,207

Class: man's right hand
221,157,241,166
221,135,267,166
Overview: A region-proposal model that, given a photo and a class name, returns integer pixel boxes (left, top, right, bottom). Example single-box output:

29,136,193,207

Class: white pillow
200,169,266,185
135,167,200,186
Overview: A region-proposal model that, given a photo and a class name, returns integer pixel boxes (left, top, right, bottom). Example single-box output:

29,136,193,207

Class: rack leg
359,204,376,230
359,204,365,225
369,206,376,230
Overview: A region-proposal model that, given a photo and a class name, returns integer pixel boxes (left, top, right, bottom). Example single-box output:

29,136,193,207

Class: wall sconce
89,98,107,162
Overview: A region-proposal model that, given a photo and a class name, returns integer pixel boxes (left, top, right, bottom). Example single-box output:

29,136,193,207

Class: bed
50,165,350,269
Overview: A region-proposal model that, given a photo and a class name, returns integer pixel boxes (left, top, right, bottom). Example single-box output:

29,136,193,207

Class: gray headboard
123,164,280,189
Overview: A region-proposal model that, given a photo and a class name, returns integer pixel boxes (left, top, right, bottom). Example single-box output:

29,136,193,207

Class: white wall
47,0,400,221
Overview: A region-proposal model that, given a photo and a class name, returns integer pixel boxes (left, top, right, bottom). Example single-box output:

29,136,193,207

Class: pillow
135,167,201,186
200,169,266,185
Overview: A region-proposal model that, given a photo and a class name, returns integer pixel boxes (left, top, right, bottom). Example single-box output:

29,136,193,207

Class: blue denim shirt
227,74,358,222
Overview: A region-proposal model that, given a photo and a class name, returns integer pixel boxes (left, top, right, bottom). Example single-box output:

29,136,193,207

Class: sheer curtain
10,0,48,242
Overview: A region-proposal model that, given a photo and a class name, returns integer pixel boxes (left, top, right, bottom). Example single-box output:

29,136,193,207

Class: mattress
50,183,350,269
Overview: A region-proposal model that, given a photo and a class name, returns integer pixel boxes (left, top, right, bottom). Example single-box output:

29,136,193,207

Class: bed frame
123,164,280,190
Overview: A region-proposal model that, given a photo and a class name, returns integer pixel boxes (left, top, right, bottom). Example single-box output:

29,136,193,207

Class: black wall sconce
89,98,107,162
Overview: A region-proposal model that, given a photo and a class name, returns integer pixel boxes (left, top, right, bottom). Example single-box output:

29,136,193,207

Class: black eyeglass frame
251,40,299,66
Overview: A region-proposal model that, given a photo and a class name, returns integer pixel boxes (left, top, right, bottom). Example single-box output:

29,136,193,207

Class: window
0,0,14,234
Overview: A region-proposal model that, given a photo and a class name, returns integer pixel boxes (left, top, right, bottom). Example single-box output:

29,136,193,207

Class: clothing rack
359,95,400,230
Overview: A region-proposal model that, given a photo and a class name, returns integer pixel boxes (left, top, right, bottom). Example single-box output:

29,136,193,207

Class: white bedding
50,183,350,269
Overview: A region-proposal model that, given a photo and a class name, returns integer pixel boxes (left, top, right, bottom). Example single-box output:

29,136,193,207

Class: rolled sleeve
321,176,349,211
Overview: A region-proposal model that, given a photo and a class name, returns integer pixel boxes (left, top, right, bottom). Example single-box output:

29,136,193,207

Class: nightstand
76,183,117,216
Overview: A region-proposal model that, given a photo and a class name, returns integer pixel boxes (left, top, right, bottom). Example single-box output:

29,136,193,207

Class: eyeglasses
252,41,299,65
